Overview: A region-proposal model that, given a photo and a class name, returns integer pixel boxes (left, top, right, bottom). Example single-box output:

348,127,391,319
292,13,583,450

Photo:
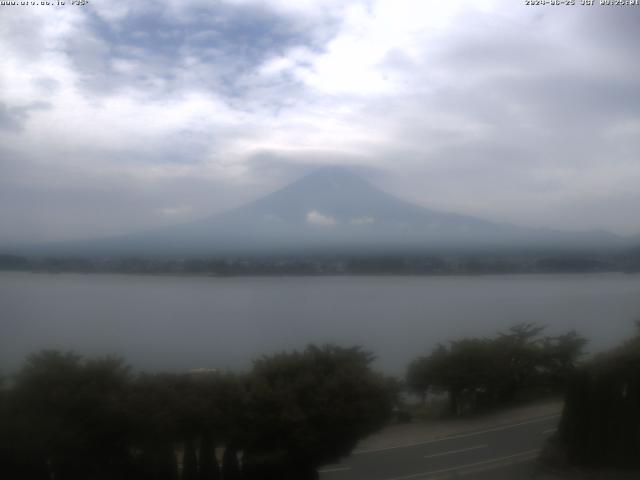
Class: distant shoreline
1,251,639,277
1,268,638,279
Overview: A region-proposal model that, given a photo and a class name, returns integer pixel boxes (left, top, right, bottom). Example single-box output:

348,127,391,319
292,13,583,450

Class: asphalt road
319,414,560,480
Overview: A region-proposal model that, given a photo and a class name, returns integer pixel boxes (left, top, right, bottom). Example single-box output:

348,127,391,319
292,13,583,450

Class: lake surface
1,272,639,375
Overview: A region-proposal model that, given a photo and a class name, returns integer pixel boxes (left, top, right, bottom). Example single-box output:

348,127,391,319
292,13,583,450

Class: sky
1,0,639,244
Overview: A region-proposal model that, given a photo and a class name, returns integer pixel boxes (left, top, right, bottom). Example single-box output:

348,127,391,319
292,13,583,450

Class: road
319,414,559,480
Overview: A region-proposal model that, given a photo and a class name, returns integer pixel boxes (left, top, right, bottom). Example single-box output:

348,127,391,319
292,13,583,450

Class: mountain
23,167,630,257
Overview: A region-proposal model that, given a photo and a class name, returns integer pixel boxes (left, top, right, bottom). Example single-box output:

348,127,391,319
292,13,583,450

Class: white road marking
354,414,560,455
423,444,487,459
318,466,352,473
381,449,540,480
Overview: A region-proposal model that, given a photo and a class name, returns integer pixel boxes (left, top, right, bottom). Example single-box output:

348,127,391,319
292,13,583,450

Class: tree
191,371,245,466
127,373,182,480
183,438,198,480
127,370,244,480
408,338,500,414
540,330,588,389
241,345,394,480
2,345,394,480
7,351,134,480
221,446,241,480
406,324,587,416
0,374,19,477
553,327,640,468
198,433,220,480
406,344,449,404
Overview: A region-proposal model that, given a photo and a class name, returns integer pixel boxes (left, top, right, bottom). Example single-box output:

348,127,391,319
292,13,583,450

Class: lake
1,272,639,375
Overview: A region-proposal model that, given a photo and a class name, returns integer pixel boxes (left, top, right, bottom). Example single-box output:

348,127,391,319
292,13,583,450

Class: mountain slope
26,167,629,256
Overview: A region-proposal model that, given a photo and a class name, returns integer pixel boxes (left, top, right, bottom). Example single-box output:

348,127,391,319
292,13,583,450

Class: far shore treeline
1,324,639,479
1,249,640,276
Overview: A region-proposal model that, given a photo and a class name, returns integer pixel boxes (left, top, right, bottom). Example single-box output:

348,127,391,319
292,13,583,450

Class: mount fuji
29,167,627,256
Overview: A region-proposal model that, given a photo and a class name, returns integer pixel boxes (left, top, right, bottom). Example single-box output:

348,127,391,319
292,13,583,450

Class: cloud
350,216,375,225
306,211,337,227
1,1,639,242
0,101,50,131
156,205,194,217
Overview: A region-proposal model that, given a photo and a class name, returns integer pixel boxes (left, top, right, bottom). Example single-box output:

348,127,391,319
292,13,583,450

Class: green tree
540,330,588,389
241,345,394,480
127,370,243,480
8,351,134,480
407,324,586,415
406,344,449,404
222,446,241,480
198,433,220,480
127,373,181,480
554,326,640,468
492,323,547,401
183,438,198,480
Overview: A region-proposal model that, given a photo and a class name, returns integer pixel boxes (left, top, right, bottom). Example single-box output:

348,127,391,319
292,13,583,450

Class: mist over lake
1,272,639,375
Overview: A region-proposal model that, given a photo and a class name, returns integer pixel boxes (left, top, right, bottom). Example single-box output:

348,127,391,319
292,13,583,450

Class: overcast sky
1,0,639,244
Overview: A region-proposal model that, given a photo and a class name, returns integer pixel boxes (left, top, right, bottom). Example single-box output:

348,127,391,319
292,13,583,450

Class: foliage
241,345,395,479
221,446,241,480
1,344,393,479
6,351,134,479
198,433,220,480
556,326,640,468
406,324,587,415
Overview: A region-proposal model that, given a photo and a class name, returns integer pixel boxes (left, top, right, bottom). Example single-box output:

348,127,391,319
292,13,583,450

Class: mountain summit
34,167,626,256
